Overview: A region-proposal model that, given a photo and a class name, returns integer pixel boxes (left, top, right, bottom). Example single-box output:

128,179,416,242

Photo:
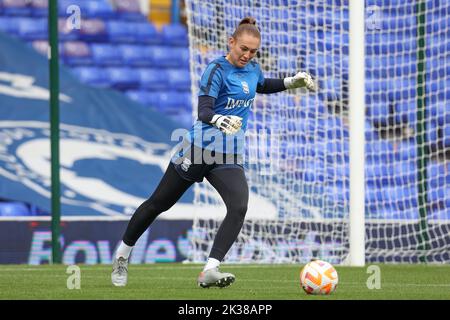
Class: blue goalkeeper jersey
188,56,265,155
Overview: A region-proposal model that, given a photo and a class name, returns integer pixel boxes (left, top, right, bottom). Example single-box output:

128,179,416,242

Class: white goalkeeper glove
284,71,316,91
211,114,242,135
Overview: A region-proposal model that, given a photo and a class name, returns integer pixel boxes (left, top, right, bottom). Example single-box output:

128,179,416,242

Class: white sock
203,258,220,272
115,241,133,259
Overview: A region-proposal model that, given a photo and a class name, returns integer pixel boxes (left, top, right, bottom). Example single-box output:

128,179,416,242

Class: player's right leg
112,162,194,287
196,166,248,288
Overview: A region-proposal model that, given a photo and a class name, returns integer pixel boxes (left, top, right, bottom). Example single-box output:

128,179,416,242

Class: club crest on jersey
241,81,249,94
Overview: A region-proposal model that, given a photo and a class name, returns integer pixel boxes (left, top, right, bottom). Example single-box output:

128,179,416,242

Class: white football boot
197,267,235,288
111,256,128,287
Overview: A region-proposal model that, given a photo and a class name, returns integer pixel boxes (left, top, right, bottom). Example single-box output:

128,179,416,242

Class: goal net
184,0,450,264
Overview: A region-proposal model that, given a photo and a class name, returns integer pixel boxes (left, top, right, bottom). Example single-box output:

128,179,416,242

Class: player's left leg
197,166,249,288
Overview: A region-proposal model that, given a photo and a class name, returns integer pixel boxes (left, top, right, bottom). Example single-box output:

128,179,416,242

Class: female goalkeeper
112,17,315,288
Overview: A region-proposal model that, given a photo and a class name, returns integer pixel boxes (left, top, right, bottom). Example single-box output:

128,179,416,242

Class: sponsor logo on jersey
224,97,255,109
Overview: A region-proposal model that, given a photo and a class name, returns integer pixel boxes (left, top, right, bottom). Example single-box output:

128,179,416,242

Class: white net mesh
185,0,450,264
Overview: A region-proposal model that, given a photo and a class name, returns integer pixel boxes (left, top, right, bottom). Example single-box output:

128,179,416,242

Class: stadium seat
128,22,162,45
104,67,140,89
136,68,168,90
110,0,146,21
166,69,191,91
426,120,439,143
427,161,447,189
429,208,450,221
161,23,188,46
366,161,395,188
29,39,49,56
426,58,449,80
148,45,184,68
426,101,449,125
428,184,447,205
125,90,153,106
393,161,417,186
367,103,390,125
15,17,47,41
61,41,92,66
70,66,110,87
29,0,47,17
394,140,417,161
366,140,395,163
0,16,19,34
79,19,107,42
70,0,115,19
147,91,188,111
444,123,450,148
382,185,419,214
0,202,31,216
1,0,30,16
105,20,135,43
177,92,193,111
119,44,153,67
58,17,80,41
394,101,417,124
426,16,450,34
177,47,190,67
320,78,343,101
90,43,122,66
58,0,114,18
168,109,193,129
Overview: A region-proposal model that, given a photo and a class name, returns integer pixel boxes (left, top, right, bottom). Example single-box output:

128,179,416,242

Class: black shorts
171,142,244,182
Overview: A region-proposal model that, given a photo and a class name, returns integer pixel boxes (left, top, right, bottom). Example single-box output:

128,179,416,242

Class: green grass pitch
0,264,449,300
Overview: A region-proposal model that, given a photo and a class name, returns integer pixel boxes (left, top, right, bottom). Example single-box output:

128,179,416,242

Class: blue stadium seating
119,44,153,67
29,39,50,56
136,68,168,90
393,161,417,185
88,0,115,19
366,161,395,188
125,90,153,106
62,41,92,66
111,0,146,21
90,43,122,66
166,69,191,91
70,66,110,87
129,22,162,45
427,58,449,80
0,202,31,216
106,21,136,43
105,67,140,89
29,0,47,17
395,101,417,124
444,123,450,148
368,103,391,125
161,23,188,46
148,45,184,68
366,140,395,163
1,0,30,16
394,140,417,161
0,16,18,34
58,17,79,41
429,208,450,220
12,17,47,40
79,18,107,42
427,99,450,126
428,161,448,188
